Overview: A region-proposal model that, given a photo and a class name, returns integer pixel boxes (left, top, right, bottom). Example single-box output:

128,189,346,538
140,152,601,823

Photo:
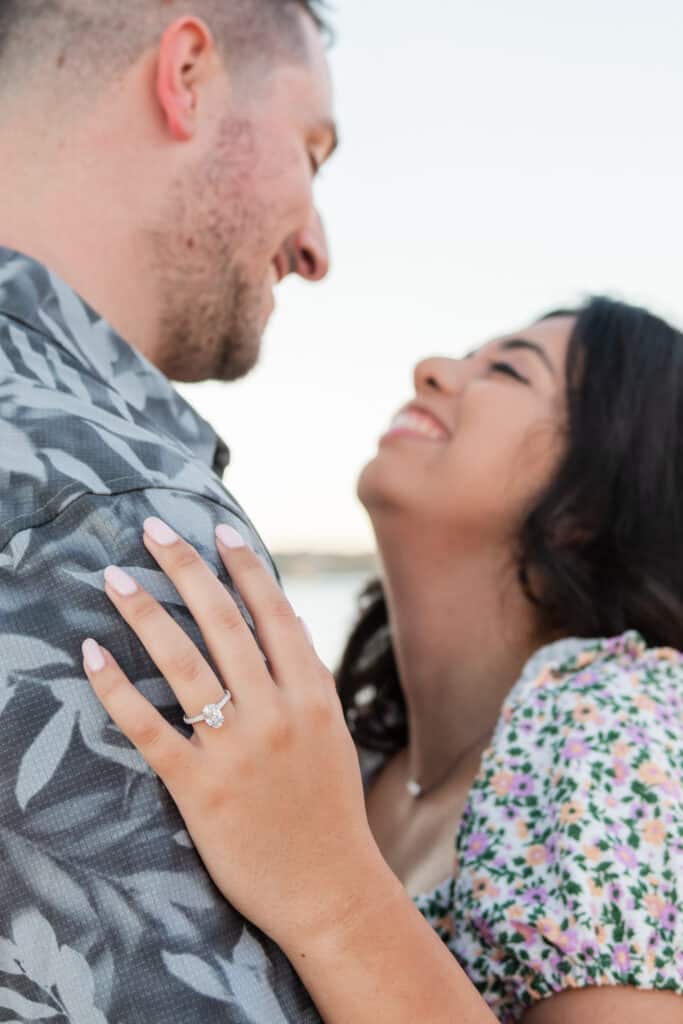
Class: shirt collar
0,246,230,475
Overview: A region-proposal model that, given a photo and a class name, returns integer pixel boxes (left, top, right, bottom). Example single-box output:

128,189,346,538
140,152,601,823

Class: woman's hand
81,518,388,952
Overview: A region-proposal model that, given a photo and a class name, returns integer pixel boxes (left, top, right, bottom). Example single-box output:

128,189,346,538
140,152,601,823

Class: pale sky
180,0,683,553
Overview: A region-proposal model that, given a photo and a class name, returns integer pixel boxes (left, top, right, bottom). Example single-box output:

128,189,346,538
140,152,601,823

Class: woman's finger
102,565,233,726
141,518,274,704
81,639,192,781
214,524,330,694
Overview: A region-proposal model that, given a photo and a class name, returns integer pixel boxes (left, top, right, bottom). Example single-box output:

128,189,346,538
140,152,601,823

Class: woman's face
358,316,575,546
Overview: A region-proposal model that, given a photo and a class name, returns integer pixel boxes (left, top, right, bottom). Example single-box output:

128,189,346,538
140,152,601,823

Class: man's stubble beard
151,123,270,384
156,259,265,384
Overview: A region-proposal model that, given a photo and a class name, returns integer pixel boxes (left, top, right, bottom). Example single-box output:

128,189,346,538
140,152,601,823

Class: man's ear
156,17,219,142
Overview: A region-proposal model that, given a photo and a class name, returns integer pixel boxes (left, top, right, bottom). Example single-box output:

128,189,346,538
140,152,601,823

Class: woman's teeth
388,410,449,440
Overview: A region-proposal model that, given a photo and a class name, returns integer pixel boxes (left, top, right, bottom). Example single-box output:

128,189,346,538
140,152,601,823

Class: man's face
154,14,337,383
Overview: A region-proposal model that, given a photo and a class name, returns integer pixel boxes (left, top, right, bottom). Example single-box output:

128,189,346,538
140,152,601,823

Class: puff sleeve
424,633,683,1023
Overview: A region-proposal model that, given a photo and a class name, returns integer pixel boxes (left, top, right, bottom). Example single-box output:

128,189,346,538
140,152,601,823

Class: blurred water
281,572,371,671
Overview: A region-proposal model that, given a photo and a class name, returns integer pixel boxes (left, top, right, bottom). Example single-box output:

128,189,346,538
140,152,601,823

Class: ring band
183,690,232,729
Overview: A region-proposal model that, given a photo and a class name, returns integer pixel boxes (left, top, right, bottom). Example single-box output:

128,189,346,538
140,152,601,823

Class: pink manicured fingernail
82,639,106,673
144,517,179,546
104,566,139,597
215,524,247,549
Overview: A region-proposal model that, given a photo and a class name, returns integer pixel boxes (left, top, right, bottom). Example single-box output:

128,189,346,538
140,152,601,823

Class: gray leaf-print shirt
0,248,320,1023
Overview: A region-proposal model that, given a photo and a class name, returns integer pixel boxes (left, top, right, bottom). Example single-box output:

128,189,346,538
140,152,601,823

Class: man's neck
0,97,163,370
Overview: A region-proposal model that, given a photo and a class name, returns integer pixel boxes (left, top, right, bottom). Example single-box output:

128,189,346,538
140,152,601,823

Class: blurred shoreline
276,556,377,668
273,551,378,578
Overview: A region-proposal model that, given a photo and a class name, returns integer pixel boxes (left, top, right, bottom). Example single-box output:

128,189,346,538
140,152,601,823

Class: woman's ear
155,17,218,142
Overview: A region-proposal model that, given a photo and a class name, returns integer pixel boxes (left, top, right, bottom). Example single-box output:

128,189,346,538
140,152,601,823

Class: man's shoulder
0,491,307,1023
0,315,234,551
0,486,275,686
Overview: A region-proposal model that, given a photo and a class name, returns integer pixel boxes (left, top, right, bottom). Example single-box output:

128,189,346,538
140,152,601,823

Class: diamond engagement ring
183,690,232,729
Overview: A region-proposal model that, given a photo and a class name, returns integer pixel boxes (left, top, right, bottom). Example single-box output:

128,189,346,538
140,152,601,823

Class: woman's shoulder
500,629,683,744
444,631,683,1018
474,628,683,865
482,628,683,823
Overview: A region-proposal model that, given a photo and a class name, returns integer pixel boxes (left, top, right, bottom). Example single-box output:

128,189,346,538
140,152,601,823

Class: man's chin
215,338,263,383
165,342,261,384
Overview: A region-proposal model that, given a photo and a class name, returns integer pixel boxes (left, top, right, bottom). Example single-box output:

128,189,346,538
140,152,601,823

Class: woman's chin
357,455,412,520
356,454,382,509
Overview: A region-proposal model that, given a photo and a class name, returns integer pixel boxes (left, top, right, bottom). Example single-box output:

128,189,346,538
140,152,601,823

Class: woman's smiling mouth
381,404,452,443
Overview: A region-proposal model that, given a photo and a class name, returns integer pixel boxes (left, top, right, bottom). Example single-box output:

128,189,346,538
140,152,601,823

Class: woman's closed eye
489,361,530,385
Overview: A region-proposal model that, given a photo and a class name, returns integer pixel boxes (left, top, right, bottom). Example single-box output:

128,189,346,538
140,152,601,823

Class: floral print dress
363,631,683,1021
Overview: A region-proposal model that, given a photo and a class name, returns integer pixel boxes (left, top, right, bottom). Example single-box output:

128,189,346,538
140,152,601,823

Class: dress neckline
358,633,635,903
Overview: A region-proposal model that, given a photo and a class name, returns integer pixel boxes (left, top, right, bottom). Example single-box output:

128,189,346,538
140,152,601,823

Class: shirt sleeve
450,642,683,1021
0,488,320,1024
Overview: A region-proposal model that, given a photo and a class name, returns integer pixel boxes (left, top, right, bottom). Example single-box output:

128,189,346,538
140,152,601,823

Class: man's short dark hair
0,0,331,92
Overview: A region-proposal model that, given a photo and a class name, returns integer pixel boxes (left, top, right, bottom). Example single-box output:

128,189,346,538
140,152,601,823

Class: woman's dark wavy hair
337,296,683,755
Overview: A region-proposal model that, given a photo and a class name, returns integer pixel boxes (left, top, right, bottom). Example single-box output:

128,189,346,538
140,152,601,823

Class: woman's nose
414,356,463,395
286,210,330,283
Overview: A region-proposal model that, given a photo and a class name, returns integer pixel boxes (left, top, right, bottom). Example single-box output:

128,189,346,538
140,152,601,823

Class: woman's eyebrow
500,339,557,379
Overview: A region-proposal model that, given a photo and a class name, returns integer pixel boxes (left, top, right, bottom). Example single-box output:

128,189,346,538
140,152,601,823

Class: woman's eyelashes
462,351,530,384
489,361,530,384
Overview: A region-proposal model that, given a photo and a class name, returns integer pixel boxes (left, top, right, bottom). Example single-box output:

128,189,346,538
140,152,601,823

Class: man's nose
285,210,330,283
414,356,463,395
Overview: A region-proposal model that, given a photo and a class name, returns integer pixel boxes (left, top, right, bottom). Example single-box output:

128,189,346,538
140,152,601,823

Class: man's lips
382,403,452,442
